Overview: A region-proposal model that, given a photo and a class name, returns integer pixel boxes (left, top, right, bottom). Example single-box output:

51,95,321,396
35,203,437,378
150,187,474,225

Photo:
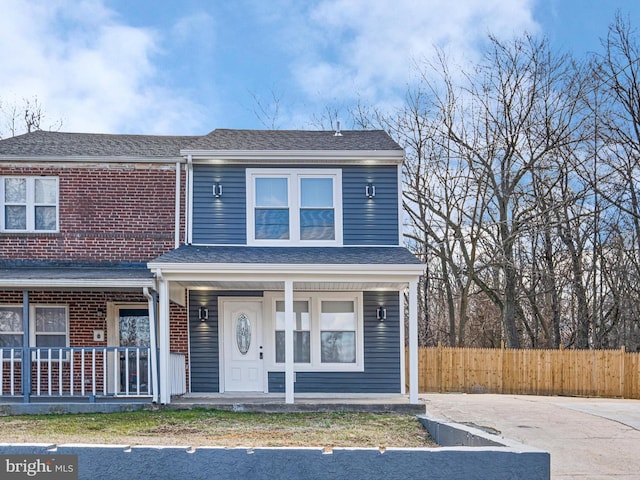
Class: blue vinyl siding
192,165,246,245
188,290,219,392
188,290,263,392
342,165,399,245
189,290,401,394
268,291,401,394
191,164,399,246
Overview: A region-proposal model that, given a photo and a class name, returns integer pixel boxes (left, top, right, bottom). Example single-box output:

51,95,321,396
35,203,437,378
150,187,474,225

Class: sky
0,0,638,136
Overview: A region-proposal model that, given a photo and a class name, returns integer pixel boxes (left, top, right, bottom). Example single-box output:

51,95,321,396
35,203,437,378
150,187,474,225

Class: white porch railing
0,348,21,396
0,347,154,400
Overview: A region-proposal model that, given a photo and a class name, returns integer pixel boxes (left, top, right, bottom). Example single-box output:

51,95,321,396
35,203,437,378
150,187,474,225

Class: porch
0,263,168,405
0,346,157,403
149,245,425,405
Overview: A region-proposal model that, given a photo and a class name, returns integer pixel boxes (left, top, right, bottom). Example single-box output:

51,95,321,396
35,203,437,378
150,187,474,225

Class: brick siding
0,163,183,262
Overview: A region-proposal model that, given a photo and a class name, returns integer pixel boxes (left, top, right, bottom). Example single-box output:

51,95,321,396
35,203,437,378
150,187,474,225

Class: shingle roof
150,245,423,265
184,129,403,151
0,131,195,157
0,129,402,157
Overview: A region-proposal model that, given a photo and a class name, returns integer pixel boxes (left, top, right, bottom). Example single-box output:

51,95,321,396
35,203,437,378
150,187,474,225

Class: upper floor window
1,176,58,232
247,169,342,245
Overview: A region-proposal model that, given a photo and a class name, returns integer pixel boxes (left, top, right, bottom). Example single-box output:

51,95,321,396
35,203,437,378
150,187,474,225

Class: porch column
408,279,419,404
144,288,159,404
21,290,30,403
284,279,294,404
158,276,171,404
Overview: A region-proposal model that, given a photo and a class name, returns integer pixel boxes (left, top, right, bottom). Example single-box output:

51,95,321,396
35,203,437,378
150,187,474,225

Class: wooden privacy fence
409,345,640,399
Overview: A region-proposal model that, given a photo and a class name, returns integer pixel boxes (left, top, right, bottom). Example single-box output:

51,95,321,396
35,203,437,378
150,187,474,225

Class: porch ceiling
173,280,411,291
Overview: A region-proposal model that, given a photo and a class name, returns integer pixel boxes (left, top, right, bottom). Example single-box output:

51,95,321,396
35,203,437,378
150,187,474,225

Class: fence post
620,345,626,398
500,340,505,394
559,343,564,396
437,341,443,393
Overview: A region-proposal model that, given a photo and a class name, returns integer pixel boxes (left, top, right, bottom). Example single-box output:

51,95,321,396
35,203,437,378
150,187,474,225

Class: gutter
0,155,184,164
0,279,155,289
174,160,181,249
179,149,404,164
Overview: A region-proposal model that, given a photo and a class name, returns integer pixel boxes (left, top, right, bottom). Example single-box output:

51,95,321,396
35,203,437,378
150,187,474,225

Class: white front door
221,299,264,392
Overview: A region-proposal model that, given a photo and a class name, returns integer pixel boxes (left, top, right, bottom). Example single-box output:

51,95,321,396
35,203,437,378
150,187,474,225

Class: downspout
185,155,193,244
399,289,406,395
174,161,181,249
397,163,404,246
143,287,159,403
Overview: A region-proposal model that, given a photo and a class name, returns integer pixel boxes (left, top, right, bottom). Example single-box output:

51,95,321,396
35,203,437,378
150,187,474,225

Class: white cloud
288,0,540,105
0,0,203,135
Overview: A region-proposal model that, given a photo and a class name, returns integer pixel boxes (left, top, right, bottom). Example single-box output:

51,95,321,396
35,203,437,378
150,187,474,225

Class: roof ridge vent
334,121,342,136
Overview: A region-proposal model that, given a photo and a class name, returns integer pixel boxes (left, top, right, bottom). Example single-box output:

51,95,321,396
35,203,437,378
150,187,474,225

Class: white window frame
0,304,70,361
1,176,59,232
0,305,24,360
246,168,343,246
30,305,70,353
264,291,363,372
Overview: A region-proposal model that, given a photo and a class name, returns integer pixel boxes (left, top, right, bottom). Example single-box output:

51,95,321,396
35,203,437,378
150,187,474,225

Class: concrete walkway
421,394,640,480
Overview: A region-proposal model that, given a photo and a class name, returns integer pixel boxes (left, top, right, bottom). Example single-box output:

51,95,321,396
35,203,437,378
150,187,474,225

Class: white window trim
0,304,70,361
246,168,343,246
1,176,59,233
0,305,23,361
263,291,364,373
29,305,70,351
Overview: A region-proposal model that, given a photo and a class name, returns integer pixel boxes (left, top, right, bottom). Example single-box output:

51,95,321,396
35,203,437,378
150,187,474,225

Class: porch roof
150,245,423,266
148,246,424,292
0,261,155,289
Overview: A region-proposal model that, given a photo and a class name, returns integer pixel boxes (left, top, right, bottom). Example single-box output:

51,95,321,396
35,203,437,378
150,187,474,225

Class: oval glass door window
236,313,252,355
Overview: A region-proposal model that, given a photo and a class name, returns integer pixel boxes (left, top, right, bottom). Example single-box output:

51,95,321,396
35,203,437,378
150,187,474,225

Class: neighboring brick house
0,129,424,405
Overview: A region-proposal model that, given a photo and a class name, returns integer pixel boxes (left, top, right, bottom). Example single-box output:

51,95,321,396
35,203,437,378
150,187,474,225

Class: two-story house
0,128,424,406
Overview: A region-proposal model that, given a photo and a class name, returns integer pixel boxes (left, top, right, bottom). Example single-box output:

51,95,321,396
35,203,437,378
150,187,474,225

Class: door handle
259,345,263,359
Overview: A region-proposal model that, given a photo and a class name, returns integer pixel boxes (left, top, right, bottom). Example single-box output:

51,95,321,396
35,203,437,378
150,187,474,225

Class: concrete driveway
421,394,640,480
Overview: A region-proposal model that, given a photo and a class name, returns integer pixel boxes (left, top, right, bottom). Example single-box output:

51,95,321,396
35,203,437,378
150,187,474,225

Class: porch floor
168,393,426,414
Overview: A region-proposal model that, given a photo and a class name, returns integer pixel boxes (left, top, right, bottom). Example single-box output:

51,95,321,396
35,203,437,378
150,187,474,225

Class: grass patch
0,409,436,448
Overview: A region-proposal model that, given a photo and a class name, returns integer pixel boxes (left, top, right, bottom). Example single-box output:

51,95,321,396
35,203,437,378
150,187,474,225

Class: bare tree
585,13,640,350
426,35,587,348
250,89,282,129
0,96,62,139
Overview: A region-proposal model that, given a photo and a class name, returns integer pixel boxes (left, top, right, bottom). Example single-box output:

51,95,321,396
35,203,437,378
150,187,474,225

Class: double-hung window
320,300,357,363
0,305,69,359
1,176,59,232
0,306,23,359
274,300,310,363
248,169,342,245
268,292,363,372
33,306,68,349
